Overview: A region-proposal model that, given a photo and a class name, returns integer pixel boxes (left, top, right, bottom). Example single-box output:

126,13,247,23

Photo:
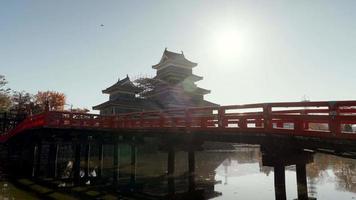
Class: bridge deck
2,101,356,143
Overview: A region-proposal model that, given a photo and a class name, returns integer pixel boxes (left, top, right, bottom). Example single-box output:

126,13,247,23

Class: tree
0,75,11,112
0,93,11,112
11,91,33,114
35,91,66,112
134,77,164,98
0,75,10,93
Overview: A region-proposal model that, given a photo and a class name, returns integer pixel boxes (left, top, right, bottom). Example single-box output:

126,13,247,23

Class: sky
1,0,356,112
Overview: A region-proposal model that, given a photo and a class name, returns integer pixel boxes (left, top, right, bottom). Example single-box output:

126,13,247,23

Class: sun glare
213,27,248,63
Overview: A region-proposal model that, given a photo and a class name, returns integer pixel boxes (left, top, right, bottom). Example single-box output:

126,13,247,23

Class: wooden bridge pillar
167,149,175,195
73,143,81,184
188,150,196,191
84,143,91,179
32,141,42,178
98,143,104,178
168,149,175,176
296,164,308,200
113,143,120,185
47,142,59,179
274,165,286,200
262,147,314,200
130,144,137,184
31,144,36,177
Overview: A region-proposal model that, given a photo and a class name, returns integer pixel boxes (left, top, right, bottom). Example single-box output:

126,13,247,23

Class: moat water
1,141,356,200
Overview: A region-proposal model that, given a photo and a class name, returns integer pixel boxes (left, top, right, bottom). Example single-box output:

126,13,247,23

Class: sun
212,26,247,63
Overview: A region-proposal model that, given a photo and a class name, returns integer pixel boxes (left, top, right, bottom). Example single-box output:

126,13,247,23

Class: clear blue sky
1,1,356,111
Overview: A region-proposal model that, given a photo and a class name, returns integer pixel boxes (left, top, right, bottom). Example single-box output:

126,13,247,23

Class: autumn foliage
35,91,66,112
0,75,11,112
0,75,89,115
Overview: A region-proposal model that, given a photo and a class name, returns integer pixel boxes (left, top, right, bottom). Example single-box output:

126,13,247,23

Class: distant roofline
102,75,142,94
152,48,197,69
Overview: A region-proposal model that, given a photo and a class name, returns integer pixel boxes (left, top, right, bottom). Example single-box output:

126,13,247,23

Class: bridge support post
263,105,272,131
47,142,59,179
113,143,120,185
98,143,104,178
296,164,308,200
168,149,175,175
33,142,42,178
84,143,91,179
274,164,286,200
167,149,175,195
73,143,81,184
31,144,36,177
130,144,137,184
188,150,195,191
262,147,314,200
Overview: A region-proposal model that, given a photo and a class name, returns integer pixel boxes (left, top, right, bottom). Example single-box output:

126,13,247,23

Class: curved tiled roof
152,49,197,69
102,75,142,94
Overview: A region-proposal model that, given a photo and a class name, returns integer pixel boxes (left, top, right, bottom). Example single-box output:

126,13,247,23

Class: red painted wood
2,100,356,142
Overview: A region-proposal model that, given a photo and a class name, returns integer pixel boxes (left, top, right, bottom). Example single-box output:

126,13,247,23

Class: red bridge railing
2,101,356,142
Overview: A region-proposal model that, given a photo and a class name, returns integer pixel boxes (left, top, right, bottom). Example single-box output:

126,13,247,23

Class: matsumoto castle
93,49,217,115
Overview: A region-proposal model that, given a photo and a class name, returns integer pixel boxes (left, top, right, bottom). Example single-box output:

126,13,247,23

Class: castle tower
92,75,144,115
147,49,216,108
93,49,217,115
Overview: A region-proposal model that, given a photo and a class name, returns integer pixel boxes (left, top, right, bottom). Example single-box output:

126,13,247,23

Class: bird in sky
100,24,104,27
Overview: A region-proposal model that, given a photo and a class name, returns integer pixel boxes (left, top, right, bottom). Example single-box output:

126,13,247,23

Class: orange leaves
35,91,66,111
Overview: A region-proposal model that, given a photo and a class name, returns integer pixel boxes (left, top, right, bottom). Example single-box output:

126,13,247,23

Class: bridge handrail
3,100,356,142
0,113,46,142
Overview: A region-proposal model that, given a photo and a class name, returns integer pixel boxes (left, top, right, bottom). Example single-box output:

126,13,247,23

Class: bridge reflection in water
5,132,352,200
2,101,356,199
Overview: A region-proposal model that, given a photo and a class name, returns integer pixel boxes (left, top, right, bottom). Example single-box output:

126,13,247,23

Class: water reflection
1,140,356,199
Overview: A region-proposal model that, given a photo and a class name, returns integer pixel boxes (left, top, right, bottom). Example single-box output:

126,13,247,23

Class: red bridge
2,100,356,200
2,100,356,147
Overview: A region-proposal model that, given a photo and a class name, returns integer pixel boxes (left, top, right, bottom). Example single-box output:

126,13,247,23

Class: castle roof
152,49,197,69
92,98,146,110
193,87,211,95
102,75,142,94
187,74,203,82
